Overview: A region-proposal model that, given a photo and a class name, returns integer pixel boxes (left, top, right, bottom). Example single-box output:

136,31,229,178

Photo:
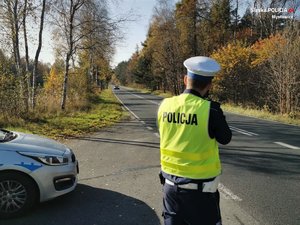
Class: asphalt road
113,86,300,225
3,86,299,225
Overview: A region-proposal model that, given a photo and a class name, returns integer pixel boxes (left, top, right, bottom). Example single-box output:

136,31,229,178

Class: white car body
0,130,78,218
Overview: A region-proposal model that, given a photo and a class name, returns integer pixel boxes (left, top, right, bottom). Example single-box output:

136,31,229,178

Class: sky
37,0,160,67
109,0,160,67
36,0,298,67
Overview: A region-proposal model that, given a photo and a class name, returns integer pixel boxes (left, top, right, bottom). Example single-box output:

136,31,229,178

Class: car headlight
18,152,69,166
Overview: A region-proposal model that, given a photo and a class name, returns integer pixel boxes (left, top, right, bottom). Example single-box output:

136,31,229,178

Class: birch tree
0,0,29,113
52,0,85,110
31,0,46,108
52,0,124,110
79,1,115,88
0,0,24,77
0,0,48,111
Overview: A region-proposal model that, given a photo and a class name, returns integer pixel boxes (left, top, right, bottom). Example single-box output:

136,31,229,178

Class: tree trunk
23,0,29,73
31,0,46,109
9,0,25,112
95,65,99,86
88,52,94,86
59,0,85,110
61,53,71,110
23,0,30,112
192,3,197,56
13,0,21,76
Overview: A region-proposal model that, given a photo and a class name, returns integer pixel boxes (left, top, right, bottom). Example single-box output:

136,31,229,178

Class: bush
0,75,25,119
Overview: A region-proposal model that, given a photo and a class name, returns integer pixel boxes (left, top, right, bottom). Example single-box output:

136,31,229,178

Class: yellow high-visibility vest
157,93,221,179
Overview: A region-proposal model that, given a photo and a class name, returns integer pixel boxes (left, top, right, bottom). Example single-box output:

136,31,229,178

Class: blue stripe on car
15,162,43,171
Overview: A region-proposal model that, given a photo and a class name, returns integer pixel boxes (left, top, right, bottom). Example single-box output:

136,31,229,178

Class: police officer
157,56,232,225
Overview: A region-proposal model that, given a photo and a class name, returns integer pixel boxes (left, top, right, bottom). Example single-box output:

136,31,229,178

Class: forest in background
115,0,300,118
0,0,124,128
0,0,299,130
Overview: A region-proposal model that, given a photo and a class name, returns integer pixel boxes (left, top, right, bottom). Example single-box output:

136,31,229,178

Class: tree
126,49,140,85
236,7,257,43
0,49,22,117
250,0,296,39
79,0,116,89
114,61,129,85
149,0,183,94
52,0,124,110
175,0,198,57
0,0,23,77
0,0,49,111
52,0,85,110
209,0,231,50
31,0,46,109
0,1,32,113
252,31,300,114
40,59,64,112
44,62,64,97
211,42,256,104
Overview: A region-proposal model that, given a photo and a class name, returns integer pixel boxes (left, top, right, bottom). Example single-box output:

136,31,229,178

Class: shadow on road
227,117,300,146
220,147,300,177
3,184,161,225
69,136,159,149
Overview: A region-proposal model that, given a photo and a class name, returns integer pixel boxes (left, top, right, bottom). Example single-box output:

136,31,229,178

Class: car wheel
0,171,38,219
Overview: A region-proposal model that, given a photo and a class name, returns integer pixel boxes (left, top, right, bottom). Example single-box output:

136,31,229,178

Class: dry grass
222,104,300,126
127,85,173,98
1,89,126,139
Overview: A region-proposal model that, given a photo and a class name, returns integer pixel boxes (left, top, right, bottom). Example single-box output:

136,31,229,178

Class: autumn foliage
251,34,286,66
115,0,300,117
211,42,256,104
211,33,299,115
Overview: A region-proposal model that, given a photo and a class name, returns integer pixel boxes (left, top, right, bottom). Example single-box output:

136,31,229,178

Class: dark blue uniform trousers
163,183,222,225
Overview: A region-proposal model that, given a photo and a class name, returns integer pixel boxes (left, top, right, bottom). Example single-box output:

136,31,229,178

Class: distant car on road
0,129,78,219
113,85,120,90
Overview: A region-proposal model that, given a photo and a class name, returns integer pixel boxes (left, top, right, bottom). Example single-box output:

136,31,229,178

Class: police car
0,129,78,218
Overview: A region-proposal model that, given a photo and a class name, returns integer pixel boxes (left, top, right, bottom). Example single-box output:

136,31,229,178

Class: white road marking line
218,183,242,201
229,126,259,136
230,127,252,136
130,93,160,105
231,126,259,136
141,121,146,124
154,133,160,138
274,142,300,150
131,93,144,99
147,126,153,130
114,92,140,120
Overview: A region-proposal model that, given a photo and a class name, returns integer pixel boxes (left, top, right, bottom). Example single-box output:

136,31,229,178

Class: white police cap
183,56,221,80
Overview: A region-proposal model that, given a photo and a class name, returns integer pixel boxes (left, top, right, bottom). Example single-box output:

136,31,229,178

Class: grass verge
126,84,173,98
222,104,300,126
1,89,126,139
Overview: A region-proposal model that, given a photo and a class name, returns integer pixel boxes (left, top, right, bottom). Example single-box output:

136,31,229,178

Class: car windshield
0,129,16,142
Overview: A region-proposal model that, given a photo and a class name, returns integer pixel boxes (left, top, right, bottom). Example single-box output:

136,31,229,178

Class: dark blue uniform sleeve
209,101,232,145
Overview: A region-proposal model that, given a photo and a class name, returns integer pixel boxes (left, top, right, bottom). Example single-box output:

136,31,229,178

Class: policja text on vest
162,112,198,125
